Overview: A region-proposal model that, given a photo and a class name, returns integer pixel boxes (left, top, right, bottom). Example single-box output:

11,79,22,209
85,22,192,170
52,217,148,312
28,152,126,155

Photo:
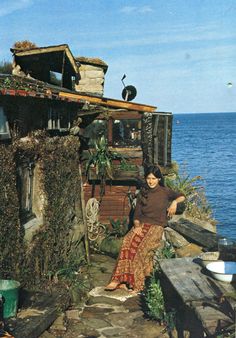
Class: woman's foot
104,280,120,291
116,283,129,291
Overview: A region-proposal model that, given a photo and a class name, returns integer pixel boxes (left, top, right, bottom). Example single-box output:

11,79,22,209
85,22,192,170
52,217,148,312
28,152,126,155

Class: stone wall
75,57,108,96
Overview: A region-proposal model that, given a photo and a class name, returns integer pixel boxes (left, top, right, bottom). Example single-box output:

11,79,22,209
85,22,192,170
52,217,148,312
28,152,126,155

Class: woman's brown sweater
133,185,184,227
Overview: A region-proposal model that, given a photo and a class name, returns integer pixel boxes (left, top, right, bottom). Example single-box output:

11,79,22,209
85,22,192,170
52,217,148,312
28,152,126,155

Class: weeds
107,217,129,237
142,269,176,335
165,173,212,221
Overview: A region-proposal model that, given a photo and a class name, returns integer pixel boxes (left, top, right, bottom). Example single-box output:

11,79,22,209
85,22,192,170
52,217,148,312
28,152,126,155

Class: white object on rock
206,261,236,283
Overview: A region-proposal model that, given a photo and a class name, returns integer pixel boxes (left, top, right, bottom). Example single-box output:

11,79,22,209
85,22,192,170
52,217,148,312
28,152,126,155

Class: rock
101,326,129,336
65,309,80,320
164,227,189,248
107,311,142,328
86,295,123,306
123,296,141,312
49,313,67,332
80,305,114,318
82,317,112,329
131,317,169,338
175,243,203,257
99,237,123,258
39,331,56,338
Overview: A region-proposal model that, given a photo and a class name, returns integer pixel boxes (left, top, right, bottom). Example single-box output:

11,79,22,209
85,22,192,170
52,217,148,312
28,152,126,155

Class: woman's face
146,173,159,189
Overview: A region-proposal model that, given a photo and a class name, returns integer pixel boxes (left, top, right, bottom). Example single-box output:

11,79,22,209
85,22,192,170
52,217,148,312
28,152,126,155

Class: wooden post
78,164,90,263
163,115,168,167
153,115,159,165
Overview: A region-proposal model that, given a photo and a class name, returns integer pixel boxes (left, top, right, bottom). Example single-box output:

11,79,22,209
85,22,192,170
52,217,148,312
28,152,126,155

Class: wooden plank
159,257,236,336
7,290,70,338
159,258,217,303
168,218,218,250
59,91,157,112
194,303,234,336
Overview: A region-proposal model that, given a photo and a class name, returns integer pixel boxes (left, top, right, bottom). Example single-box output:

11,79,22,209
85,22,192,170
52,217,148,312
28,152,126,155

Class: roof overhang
11,44,80,79
58,91,157,113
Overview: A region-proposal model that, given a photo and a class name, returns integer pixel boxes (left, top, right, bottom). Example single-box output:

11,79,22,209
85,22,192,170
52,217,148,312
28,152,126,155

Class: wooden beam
168,218,219,250
163,115,168,166
59,91,157,112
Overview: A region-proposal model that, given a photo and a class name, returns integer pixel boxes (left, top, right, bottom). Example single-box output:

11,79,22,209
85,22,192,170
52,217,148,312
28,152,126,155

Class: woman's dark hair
144,165,165,187
137,165,165,205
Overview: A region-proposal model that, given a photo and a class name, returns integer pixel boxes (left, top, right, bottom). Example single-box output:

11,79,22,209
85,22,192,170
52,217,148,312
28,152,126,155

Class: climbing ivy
0,144,24,279
0,132,85,287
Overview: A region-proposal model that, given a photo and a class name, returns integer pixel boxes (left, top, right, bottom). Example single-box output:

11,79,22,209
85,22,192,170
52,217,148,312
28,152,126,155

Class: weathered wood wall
83,183,137,224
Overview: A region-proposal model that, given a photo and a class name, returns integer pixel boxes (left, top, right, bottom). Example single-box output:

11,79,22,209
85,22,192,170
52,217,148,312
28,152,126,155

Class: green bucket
0,279,20,318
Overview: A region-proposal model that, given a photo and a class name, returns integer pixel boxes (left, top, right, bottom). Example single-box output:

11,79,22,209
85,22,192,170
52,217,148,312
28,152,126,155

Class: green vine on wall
22,134,83,286
1,131,85,287
0,144,24,280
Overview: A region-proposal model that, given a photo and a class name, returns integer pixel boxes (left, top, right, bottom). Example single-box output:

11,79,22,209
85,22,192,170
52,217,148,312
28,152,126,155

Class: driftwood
7,290,70,338
168,218,218,250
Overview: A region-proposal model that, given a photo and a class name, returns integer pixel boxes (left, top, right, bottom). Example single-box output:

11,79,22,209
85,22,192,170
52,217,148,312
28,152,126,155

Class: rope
85,198,106,241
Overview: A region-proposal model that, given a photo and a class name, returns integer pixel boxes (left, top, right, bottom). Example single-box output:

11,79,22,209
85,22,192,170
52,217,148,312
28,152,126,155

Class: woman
105,165,185,292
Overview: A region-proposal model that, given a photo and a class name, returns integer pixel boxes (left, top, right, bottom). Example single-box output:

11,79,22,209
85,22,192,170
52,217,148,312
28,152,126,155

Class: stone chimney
75,57,108,96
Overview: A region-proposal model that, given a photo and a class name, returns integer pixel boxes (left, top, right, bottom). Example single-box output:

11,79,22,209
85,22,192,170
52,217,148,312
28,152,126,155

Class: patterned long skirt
110,223,164,291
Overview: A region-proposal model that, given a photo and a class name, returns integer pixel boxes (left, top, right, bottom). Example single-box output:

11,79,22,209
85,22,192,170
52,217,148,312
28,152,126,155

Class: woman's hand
167,200,177,217
133,226,143,235
167,196,185,218
133,219,143,235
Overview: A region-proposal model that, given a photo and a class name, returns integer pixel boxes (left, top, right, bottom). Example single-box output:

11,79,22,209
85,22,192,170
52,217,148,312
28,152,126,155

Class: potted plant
85,135,126,201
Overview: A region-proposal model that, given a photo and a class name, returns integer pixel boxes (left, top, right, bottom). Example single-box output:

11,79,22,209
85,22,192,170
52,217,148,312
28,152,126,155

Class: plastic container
0,279,20,318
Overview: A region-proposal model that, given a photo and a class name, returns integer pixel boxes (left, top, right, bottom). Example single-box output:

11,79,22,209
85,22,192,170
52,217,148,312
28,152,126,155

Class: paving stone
62,320,99,337
123,296,141,312
80,305,114,318
107,311,143,328
129,319,169,338
87,295,123,306
100,326,128,337
82,317,112,329
42,254,167,337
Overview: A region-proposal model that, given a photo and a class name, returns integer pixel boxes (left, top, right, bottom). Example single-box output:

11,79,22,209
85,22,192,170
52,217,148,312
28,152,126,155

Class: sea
172,112,236,241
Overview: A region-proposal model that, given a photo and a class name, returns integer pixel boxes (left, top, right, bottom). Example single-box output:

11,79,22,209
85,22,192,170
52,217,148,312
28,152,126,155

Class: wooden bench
159,257,236,337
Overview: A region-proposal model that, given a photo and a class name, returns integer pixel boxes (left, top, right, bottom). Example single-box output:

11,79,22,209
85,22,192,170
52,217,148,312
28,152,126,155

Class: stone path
40,253,171,338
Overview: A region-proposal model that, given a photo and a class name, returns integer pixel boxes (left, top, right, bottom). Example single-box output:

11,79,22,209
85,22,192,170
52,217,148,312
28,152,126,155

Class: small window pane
112,119,141,146
0,107,10,139
83,120,108,146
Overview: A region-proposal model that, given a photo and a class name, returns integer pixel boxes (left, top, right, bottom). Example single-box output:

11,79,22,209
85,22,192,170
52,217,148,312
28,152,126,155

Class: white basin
206,261,236,283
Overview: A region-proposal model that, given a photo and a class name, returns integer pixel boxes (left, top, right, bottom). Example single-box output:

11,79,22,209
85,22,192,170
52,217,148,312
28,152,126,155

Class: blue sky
1,0,236,113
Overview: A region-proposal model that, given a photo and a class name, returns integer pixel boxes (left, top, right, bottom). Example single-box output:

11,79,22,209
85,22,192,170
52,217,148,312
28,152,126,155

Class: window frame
0,106,11,140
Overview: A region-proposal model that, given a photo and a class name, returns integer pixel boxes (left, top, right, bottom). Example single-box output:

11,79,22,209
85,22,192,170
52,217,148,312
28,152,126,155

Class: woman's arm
167,195,185,217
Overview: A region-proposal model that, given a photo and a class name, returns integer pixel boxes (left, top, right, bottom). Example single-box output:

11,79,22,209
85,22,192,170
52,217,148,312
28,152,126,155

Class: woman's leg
105,224,163,291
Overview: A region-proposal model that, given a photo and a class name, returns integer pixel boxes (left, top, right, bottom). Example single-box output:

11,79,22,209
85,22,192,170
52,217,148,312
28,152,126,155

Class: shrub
165,173,212,221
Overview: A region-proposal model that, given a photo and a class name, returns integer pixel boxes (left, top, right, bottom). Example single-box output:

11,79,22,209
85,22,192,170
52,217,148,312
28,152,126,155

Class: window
83,119,108,146
112,119,141,146
47,107,71,131
0,107,11,140
50,71,62,86
17,161,35,223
